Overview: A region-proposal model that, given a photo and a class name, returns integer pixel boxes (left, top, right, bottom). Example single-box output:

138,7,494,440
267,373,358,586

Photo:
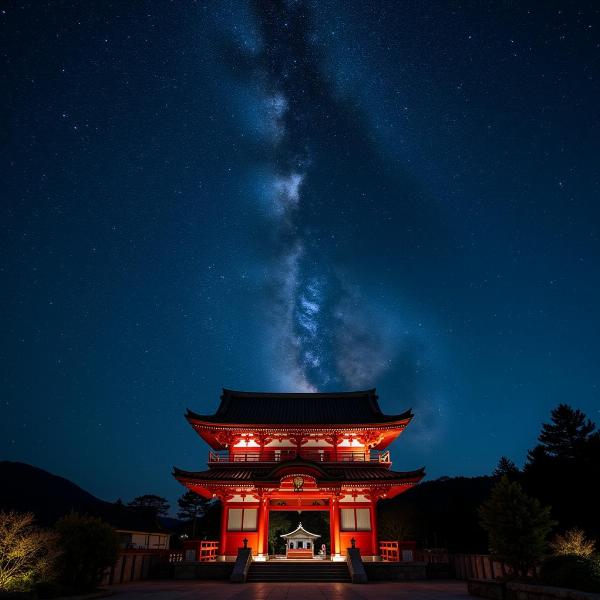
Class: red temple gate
174,389,424,560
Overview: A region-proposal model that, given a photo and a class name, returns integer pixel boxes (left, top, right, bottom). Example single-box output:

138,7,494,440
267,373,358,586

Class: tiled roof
186,388,412,425
172,464,424,484
183,467,271,481
330,467,424,481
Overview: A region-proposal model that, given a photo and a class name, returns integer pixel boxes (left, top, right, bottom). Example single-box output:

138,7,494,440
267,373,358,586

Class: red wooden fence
198,541,218,562
380,541,400,561
379,541,417,562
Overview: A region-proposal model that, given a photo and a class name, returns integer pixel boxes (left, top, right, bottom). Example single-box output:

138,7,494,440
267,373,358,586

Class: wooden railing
379,541,399,561
102,542,222,585
101,549,183,585
198,541,219,562
209,449,391,464
451,554,514,580
377,549,520,579
168,551,184,563
379,541,417,562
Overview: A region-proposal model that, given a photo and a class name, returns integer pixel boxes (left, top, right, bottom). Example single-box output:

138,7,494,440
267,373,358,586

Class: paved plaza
107,580,471,600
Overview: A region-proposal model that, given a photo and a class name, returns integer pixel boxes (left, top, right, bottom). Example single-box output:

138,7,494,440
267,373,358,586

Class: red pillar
370,497,379,557
331,493,341,557
220,501,228,557
329,498,335,558
256,494,268,558
263,503,270,556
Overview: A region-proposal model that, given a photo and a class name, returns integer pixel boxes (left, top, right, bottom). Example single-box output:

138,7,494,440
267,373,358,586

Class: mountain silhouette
0,461,169,532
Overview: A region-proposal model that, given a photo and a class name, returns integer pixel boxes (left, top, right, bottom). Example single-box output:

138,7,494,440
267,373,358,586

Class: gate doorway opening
268,509,330,559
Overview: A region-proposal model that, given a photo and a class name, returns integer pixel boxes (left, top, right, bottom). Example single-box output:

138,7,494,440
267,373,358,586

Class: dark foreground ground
107,579,471,600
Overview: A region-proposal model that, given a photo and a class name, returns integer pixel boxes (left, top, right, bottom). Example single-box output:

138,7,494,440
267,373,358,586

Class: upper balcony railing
208,448,391,464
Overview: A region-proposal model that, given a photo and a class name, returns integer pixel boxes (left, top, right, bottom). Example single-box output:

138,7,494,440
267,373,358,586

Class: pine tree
127,494,170,516
176,491,208,538
523,405,600,544
479,476,556,578
538,404,596,460
493,456,520,479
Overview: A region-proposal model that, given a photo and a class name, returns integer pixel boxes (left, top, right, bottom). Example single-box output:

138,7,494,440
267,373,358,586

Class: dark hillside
378,475,495,553
0,461,171,534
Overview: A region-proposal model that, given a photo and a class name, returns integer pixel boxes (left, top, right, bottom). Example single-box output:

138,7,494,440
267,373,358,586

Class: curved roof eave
280,523,321,539
185,407,414,427
172,464,426,484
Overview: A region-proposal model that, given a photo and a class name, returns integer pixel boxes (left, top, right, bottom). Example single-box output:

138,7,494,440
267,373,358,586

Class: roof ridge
221,388,377,398
280,522,321,538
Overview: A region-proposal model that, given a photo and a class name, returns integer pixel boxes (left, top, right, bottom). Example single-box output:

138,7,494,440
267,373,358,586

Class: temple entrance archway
268,509,330,559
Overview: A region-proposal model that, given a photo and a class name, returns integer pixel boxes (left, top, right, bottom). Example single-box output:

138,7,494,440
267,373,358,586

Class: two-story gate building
173,389,424,561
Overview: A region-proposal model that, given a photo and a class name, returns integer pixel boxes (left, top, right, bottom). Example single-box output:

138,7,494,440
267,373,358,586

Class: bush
55,514,119,593
0,511,59,592
540,554,600,593
549,528,596,558
479,476,556,578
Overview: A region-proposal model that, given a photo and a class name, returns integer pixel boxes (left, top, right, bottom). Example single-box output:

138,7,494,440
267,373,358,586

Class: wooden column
370,496,379,557
263,501,270,556
256,493,268,558
329,497,335,558
331,493,341,558
219,499,228,557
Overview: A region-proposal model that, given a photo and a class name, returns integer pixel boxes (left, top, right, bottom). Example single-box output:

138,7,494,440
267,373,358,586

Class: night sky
2,2,599,510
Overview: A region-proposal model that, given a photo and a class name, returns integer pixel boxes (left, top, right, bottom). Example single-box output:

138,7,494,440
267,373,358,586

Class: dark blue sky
2,1,599,509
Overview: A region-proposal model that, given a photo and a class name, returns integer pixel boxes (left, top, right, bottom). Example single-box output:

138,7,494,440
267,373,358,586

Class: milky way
230,1,410,392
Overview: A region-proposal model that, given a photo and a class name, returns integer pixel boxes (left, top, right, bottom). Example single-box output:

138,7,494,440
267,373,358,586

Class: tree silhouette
127,494,170,516
55,513,119,592
493,456,520,479
523,404,600,541
537,404,596,460
378,504,419,541
268,512,294,555
177,491,208,538
479,476,555,578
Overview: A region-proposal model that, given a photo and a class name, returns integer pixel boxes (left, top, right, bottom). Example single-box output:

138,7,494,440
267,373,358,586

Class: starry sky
2,1,599,509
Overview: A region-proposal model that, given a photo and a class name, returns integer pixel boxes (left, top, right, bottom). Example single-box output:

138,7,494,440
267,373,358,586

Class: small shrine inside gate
281,523,320,559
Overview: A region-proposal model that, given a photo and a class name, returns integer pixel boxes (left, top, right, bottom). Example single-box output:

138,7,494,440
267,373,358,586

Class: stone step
250,564,349,568
247,561,351,582
247,576,351,579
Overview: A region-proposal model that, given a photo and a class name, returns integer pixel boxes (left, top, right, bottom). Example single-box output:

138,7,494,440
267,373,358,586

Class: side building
173,388,424,561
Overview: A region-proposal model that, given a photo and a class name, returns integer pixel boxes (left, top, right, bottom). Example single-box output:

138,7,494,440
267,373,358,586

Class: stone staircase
246,560,351,582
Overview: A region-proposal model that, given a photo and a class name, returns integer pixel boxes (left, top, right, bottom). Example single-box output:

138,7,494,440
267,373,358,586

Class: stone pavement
107,580,471,600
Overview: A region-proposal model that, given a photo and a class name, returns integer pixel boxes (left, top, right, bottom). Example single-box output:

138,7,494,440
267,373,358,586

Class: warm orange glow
0,512,59,592
175,390,424,557
550,528,596,558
